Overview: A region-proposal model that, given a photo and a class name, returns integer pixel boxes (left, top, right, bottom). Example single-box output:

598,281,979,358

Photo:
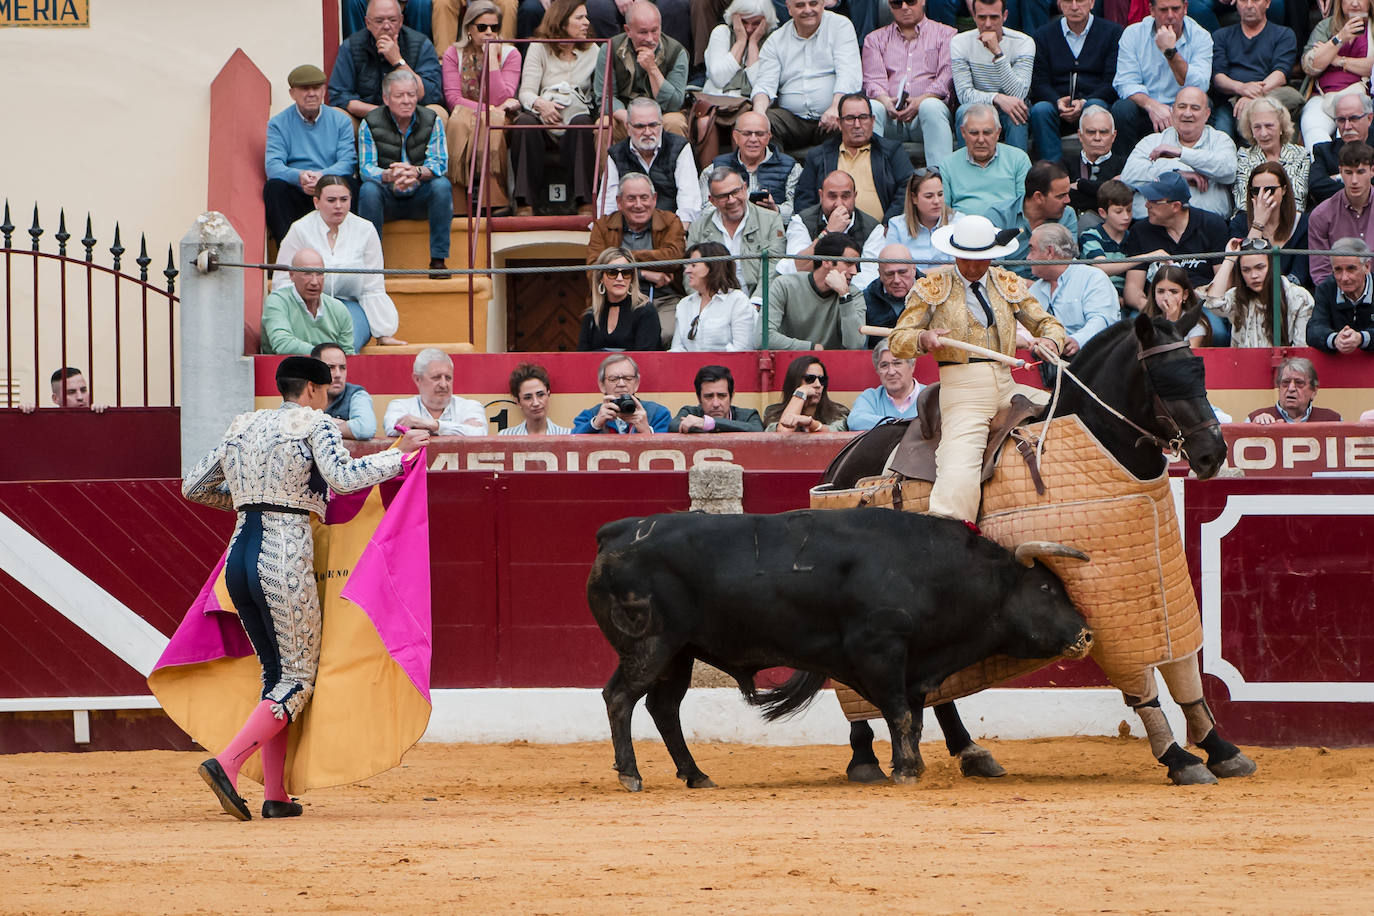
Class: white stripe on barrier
0,511,169,677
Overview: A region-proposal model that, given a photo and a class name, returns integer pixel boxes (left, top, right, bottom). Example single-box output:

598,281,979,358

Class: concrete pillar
179,212,255,476
687,461,744,515
689,462,744,687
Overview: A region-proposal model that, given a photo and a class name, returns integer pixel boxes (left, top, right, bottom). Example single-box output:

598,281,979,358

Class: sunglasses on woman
688,315,701,340
602,267,633,279
1237,238,1272,252
803,373,828,385
471,21,500,32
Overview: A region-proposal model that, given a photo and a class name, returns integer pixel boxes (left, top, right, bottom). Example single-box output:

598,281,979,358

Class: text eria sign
0,0,87,26
430,448,736,472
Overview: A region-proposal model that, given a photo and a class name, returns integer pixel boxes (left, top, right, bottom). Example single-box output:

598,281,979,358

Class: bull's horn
1014,541,1090,567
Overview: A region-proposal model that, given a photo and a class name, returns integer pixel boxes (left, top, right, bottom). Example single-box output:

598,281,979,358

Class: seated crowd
260,0,1374,363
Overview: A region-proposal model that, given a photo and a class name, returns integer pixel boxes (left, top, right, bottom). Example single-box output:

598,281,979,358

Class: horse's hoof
1208,752,1257,779
618,773,643,792
847,764,888,784
891,770,923,785
1168,763,1219,786
686,775,717,789
959,746,1007,778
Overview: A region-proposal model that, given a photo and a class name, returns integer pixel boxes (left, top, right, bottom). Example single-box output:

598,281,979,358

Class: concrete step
380,219,492,270
384,275,491,351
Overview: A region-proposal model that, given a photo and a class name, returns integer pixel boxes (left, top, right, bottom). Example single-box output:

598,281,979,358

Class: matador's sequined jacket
182,402,403,514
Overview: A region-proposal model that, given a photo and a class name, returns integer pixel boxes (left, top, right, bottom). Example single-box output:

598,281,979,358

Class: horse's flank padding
811,414,1201,718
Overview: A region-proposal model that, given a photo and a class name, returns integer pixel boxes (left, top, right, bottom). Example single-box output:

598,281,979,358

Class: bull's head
1007,541,1093,661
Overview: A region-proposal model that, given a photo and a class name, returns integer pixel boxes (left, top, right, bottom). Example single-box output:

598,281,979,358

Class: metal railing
218,242,1321,352
1,201,178,407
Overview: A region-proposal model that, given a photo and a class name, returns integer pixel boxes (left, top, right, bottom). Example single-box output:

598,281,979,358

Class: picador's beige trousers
930,361,1048,521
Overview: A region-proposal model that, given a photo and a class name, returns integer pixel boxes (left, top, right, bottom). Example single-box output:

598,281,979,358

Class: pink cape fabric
151,451,431,720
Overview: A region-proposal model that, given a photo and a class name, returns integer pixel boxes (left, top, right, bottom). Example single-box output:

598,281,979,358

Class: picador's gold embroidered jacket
888,265,1066,363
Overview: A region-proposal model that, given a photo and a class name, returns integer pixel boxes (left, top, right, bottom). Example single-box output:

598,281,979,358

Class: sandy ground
2,738,1371,915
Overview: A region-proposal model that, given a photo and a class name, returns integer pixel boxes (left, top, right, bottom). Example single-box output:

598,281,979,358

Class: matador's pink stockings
216,700,287,791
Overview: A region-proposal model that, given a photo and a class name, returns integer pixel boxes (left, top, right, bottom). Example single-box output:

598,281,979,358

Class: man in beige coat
888,215,1065,522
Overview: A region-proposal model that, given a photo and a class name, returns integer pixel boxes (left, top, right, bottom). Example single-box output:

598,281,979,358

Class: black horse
824,308,1255,786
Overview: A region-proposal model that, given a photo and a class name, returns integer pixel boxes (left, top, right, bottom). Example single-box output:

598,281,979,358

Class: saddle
886,383,1045,489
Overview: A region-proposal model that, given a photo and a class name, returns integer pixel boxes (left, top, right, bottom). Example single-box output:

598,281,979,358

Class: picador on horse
812,214,1256,787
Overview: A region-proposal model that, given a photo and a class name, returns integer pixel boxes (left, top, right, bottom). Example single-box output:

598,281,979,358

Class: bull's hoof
1168,763,1219,786
1208,752,1257,779
846,763,888,784
686,775,717,789
958,745,1007,778
618,773,643,792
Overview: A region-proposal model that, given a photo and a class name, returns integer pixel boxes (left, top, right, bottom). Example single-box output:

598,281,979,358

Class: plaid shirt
358,111,447,195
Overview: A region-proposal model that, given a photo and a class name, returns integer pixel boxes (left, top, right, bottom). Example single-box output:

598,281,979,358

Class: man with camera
572,354,672,434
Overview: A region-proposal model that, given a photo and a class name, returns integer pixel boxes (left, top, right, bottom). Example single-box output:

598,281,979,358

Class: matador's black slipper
262,799,303,819
199,759,251,821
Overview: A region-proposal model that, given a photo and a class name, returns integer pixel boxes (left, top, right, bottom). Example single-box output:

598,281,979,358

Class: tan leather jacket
888,266,1066,363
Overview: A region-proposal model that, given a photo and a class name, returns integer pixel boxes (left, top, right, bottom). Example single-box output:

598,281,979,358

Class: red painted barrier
1186,477,1374,746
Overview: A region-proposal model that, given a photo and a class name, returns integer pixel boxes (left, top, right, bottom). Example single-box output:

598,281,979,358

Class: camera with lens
612,395,638,415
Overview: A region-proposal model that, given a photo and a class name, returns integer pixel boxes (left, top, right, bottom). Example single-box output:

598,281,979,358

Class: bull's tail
750,670,828,721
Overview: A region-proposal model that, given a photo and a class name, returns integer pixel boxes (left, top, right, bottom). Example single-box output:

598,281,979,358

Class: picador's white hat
931,214,1021,260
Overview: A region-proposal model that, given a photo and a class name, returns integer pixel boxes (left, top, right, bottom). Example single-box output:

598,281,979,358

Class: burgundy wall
1186,477,1374,746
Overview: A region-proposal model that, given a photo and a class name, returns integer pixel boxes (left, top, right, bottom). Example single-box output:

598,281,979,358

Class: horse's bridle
1048,338,1218,460
1135,339,1220,457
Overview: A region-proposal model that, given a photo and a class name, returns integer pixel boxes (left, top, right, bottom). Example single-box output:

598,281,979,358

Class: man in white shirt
383,347,488,436
1120,86,1236,219
950,0,1036,153
750,0,862,152
601,97,702,226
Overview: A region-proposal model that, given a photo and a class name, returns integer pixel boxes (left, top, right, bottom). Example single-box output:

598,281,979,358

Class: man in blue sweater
846,340,923,431
263,65,358,244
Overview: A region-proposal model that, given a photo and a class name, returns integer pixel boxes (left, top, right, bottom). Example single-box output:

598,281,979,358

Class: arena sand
2,739,1371,914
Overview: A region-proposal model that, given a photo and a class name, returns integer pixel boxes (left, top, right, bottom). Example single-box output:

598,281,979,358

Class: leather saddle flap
888,382,1042,482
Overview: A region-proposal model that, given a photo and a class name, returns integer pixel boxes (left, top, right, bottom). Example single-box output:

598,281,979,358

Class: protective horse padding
809,416,1202,721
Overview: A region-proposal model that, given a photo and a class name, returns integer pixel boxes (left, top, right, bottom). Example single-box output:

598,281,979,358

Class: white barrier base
422,685,1188,745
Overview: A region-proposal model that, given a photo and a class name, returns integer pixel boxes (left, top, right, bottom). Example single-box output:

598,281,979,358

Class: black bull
586,507,1093,791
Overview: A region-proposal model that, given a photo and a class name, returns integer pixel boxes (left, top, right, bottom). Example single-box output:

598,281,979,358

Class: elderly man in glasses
573,354,672,434
600,97,702,227
794,93,917,223
697,111,803,223
686,166,786,302
861,0,956,167
1310,94,1374,209
329,0,445,120
1248,358,1341,424
846,340,925,431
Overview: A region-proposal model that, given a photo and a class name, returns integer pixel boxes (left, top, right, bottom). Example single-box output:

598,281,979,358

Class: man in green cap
264,63,358,244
